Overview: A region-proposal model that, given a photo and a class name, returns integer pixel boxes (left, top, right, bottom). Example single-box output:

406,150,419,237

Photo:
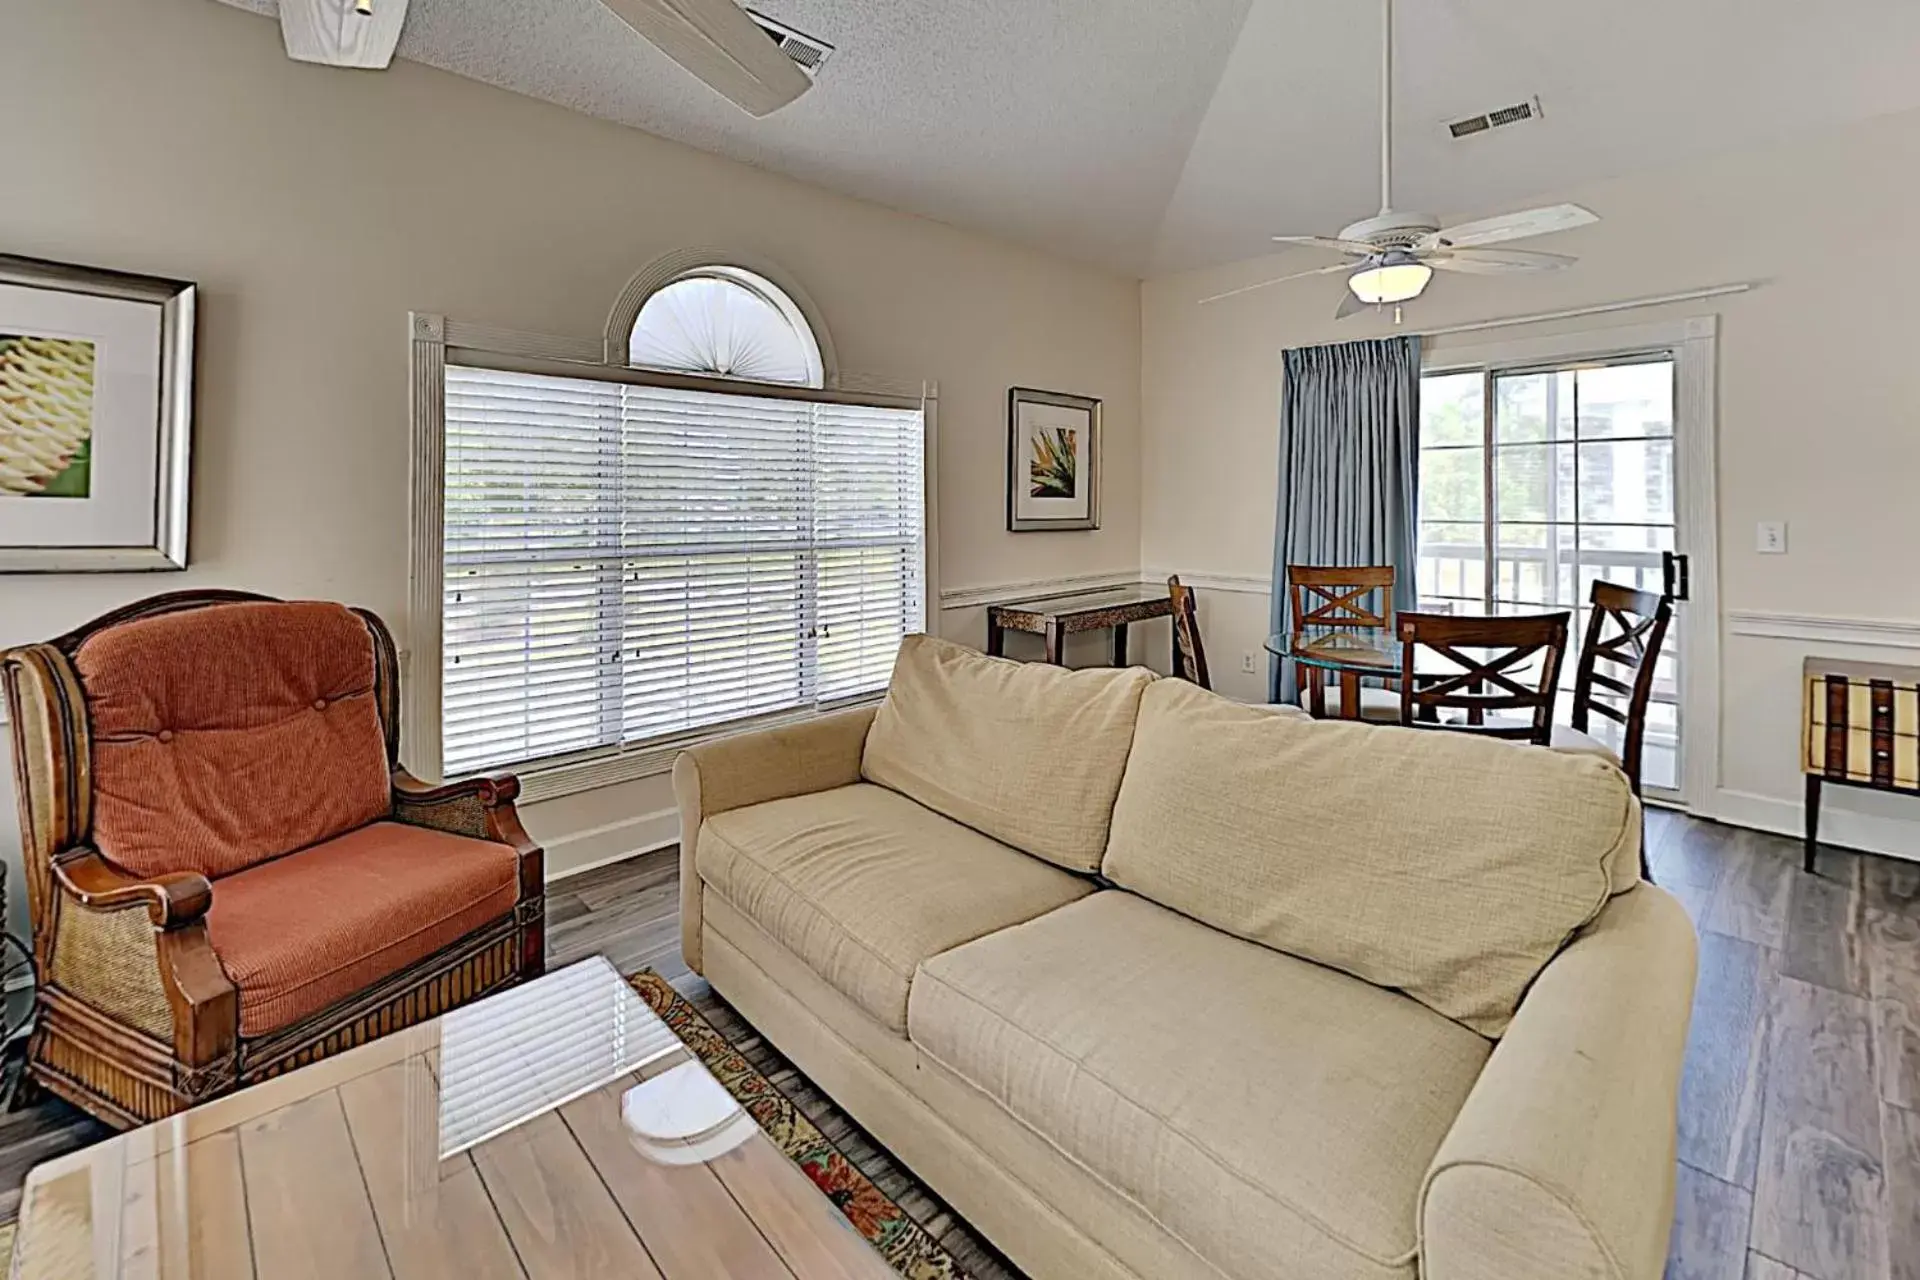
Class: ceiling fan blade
599,0,813,117
279,0,409,68
1419,203,1598,250
1199,262,1354,306
1426,248,1577,275
1335,290,1370,320
1273,235,1380,257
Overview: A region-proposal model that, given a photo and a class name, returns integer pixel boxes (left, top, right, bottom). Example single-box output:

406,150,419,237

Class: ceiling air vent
1446,96,1544,140
745,9,834,76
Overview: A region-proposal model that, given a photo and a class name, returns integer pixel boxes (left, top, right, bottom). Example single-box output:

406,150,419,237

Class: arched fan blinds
627,268,825,388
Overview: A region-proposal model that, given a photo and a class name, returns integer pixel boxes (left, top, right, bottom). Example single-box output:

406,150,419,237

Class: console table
1803,657,1920,872
986,585,1171,666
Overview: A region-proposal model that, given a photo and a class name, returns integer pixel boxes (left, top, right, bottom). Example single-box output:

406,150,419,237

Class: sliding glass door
1417,355,1685,796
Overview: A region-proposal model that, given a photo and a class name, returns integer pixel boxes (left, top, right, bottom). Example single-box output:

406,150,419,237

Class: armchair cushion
205,821,519,1036
76,601,393,880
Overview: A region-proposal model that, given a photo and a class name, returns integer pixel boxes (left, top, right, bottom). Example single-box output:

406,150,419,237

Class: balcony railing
1416,541,1669,605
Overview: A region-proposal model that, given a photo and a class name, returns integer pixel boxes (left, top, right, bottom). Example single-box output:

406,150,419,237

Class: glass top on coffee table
9,957,894,1279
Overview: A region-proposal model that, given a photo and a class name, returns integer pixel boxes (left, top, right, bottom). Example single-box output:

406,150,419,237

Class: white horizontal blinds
443,369,623,776
619,384,811,741
442,363,925,777
813,403,926,702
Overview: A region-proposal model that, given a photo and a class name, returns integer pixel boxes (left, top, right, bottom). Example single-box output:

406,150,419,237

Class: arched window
627,267,824,388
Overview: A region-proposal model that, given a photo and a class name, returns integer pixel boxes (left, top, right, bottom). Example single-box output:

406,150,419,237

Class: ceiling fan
1203,0,1597,315
275,0,812,117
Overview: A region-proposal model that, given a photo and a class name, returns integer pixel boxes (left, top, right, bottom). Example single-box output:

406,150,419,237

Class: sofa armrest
672,704,877,973
52,848,212,930
1420,885,1697,1280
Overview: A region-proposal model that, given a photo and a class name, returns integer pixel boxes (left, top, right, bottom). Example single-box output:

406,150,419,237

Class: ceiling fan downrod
1378,0,1394,216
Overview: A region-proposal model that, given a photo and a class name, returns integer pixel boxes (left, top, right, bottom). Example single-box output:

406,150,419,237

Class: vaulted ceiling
214,0,1920,276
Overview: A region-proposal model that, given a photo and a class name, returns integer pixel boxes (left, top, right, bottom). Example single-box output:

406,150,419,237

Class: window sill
503,697,885,806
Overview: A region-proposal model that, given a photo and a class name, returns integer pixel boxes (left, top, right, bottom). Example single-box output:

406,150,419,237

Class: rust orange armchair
1,590,544,1127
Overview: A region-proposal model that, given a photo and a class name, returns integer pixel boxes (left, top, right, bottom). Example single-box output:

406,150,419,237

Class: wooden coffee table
9,957,893,1279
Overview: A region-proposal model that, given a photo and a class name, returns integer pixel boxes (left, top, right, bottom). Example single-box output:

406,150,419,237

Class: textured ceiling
215,0,1920,276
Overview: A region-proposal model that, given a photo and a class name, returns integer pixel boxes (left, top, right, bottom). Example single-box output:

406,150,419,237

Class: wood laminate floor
1,813,1916,1280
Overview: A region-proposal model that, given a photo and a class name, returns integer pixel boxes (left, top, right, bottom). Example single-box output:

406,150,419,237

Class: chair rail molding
1726,610,1920,650
1140,569,1273,596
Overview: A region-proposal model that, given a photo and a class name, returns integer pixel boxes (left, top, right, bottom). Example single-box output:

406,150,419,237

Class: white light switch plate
1756,521,1788,554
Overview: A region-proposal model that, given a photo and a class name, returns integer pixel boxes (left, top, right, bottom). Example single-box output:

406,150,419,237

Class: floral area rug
628,970,972,1280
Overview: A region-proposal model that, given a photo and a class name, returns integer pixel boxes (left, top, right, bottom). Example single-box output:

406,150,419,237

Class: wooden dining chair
1559,580,1675,794
1397,611,1572,744
1167,575,1211,691
1287,565,1399,719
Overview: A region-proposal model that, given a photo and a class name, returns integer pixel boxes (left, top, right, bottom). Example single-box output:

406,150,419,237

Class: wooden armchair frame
2,590,545,1128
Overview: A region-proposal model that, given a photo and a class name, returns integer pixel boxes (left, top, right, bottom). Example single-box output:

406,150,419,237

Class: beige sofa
674,635,1697,1280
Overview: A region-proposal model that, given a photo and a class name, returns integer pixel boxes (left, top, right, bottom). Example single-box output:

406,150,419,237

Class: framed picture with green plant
0,256,195,571
1007,387,1100,532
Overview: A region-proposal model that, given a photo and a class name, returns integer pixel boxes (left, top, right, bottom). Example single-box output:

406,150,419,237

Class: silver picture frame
0,255,195,572
1007,386,1101,532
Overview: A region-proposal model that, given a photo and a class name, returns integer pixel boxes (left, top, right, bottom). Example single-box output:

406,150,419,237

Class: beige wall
0,0,1143,884
1142,107,1920,857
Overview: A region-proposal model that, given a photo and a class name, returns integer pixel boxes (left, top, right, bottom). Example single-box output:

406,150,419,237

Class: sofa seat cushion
76,600,394,881
911,892,1493,1280
206,821,520,1036
698,783,1093,1033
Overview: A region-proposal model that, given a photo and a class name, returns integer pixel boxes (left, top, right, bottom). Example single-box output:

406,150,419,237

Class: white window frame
1420,314,1720,809
407,266,938,805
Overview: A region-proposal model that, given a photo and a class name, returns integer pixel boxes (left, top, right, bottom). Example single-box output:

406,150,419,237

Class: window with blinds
441,365,926,777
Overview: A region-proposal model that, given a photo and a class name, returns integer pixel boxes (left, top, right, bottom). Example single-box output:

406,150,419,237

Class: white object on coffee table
623,1060,758,1165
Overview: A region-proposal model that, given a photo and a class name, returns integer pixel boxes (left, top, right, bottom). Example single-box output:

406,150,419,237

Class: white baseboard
1705,787,1920,864
543,807,679,881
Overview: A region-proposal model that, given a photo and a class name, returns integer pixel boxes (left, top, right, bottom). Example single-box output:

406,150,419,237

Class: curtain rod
1416,283,1754,339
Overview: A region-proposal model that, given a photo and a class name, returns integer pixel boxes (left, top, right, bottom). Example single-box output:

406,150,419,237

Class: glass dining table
1264,626,1405,720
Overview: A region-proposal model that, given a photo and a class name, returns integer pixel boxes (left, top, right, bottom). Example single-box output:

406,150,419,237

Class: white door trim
1420,314,1721,808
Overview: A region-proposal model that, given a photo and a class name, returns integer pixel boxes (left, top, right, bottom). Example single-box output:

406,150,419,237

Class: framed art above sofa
0,255,195,572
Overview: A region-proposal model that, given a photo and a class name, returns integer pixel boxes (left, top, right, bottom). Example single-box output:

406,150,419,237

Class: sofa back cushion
861,635,1152,873
77,601,394,881
1102,679,1641,1037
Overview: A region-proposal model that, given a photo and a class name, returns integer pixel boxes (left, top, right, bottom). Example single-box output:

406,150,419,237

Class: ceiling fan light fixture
1348,256,1432,305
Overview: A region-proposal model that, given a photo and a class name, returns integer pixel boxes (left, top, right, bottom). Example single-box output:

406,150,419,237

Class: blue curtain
1268,335,1422,702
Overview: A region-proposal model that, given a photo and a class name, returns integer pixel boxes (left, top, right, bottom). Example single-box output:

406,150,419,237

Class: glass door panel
1492,357,1681,794
1419,355,1684,795
1416,372,1489,612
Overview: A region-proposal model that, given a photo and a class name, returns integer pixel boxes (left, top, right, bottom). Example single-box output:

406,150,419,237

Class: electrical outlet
1756,521,1788,555
1241,651,1257,675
